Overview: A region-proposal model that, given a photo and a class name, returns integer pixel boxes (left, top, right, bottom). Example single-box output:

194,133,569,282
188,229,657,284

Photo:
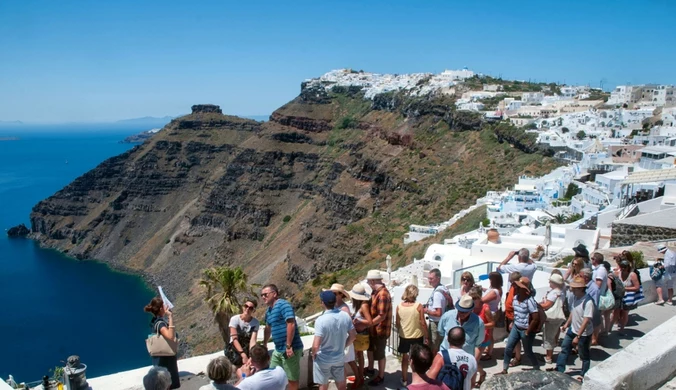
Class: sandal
496,369,508,375
509,358,521,367
475,371,486,387
480,353,492,361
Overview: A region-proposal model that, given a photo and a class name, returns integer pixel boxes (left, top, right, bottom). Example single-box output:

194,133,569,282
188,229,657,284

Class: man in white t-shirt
591,252,608,295
236,344,288,390
497,249,536,282
555,276,593,378
428,326,477,390
424,268,451,353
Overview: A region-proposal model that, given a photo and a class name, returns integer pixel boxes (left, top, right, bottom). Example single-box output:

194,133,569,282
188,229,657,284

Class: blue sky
1,0,675,123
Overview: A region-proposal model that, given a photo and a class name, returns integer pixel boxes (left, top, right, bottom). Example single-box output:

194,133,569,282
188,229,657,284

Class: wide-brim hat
656,245,668,253
549,274,564,286
514,276,532,293
348,283,370,301
573,243,589,257
366,269,383,280
456,295,475,313
325,283,349,299
569,275,586,289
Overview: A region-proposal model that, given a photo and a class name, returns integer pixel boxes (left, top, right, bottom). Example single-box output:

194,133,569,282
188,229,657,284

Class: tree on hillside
200,266,253,342
576,130,586,140
561,127,570,133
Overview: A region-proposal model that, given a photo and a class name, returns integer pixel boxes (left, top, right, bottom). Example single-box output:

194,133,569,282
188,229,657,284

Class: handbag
224,342,244,367
494,300,505,329
599,289,615,311
146,320,178,357
544,291,566,322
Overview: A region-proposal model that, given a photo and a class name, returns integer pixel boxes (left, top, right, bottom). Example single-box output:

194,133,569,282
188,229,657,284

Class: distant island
115,116,173,127
0,137,19,141
120,128,162,143
0,120,23,127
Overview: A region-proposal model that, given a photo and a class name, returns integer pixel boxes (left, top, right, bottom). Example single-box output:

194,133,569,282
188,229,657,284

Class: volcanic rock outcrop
29,80,558,353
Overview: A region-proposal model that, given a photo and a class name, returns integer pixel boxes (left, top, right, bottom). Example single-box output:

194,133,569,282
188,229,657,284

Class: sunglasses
461,278,471,282
260,292,270,298
244,305,255,310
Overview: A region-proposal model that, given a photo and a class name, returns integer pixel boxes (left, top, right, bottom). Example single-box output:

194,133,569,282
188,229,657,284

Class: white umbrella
386,255,392,286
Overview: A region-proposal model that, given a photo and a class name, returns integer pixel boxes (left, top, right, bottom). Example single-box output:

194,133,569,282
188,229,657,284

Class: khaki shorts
368,335,388,361
429,321,443,350
270,349,303,382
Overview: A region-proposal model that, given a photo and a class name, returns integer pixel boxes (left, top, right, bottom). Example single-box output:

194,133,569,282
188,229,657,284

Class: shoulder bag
544,291,566,322
146,320,178,357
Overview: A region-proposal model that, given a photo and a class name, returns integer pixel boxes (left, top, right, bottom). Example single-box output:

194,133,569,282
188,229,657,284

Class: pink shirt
407,380,451,390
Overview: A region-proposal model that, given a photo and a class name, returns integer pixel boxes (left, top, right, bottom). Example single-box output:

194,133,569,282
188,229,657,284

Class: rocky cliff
29,79,559,354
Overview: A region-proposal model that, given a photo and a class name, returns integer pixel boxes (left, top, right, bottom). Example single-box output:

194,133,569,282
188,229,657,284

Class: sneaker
656,300,665,305
400,378,408,387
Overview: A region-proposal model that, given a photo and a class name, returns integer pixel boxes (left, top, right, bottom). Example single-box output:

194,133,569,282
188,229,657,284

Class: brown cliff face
30,87,559,354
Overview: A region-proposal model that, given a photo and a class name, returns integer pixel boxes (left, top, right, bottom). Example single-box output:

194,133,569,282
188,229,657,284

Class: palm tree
199,266,252,343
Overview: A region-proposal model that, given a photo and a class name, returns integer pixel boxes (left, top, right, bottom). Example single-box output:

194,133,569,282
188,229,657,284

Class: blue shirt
438,310,485,355
265,299,303,353
586,281,601,306
314,309,354,365
512,295,537,330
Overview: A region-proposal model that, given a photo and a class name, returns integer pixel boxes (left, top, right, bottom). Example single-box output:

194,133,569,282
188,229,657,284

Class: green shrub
556,255,575,268
283,215,291,223
629,251,647,269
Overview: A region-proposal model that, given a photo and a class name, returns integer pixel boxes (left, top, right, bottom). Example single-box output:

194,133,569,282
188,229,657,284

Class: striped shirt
265,299,303,353
512,295,537,330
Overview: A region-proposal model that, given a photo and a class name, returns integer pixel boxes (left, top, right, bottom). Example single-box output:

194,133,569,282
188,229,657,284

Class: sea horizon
0,125,159,382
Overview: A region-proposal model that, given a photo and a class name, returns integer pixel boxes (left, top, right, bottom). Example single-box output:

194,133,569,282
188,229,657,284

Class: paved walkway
176,303,676,390
329,302,676,390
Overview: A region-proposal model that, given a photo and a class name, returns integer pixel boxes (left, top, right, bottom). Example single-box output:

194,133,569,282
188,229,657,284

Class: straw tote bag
146,320,178,357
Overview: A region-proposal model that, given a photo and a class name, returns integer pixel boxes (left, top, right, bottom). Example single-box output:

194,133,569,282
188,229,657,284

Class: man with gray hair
497,248,536,281
143,367,172,390
580,268,602,345
424,268,453,353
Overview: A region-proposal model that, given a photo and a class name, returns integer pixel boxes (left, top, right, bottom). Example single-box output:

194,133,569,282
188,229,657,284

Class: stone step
659,376,676,390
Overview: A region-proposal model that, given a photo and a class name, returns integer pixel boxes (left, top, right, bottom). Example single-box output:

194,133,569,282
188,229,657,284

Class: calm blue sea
0,125,158,382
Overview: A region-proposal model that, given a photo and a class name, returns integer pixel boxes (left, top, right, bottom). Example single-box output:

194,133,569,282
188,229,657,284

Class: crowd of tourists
141,243,676,390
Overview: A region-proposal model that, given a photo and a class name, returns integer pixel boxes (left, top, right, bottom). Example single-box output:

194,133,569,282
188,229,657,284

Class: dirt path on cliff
128,197,200,270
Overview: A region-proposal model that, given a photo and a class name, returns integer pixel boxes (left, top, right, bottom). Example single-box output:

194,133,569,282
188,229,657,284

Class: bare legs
400,353,409,384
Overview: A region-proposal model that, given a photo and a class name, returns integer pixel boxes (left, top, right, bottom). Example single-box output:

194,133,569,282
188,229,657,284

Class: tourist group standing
141,242,668,389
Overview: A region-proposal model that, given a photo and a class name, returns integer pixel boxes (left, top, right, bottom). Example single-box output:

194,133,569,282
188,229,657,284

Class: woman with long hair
564,257,585,283
348,283,372,389
225,299,259,367
611,260,641,333
459,271,475,297
395,284,428,388
480,272,503,360
144,297,180,389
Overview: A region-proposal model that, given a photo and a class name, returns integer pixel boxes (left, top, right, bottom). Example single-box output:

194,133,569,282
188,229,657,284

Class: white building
608,86,634,106
522,92,545,104
441,67,475,81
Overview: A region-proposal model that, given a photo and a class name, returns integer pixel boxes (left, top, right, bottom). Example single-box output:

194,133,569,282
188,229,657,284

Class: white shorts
344,343,355,362
313,362,345,385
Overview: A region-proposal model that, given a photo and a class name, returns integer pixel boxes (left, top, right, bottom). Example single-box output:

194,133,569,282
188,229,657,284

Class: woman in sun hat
348,283,372,389
327,283,360,387
540,273,566,364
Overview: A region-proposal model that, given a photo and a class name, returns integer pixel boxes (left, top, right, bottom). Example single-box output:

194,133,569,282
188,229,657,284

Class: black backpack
438,350,464,390
608,274,625,299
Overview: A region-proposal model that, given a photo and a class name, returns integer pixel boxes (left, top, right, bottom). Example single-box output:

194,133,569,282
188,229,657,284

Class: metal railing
386,322,401,357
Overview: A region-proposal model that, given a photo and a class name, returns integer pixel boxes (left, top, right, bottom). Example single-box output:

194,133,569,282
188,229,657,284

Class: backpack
609,274,625,299
651,263,665,282
438,350,464,390
531,298,547,333
432,285,455,312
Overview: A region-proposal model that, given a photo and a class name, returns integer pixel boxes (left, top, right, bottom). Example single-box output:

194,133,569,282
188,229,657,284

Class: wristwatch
286,344,292,349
